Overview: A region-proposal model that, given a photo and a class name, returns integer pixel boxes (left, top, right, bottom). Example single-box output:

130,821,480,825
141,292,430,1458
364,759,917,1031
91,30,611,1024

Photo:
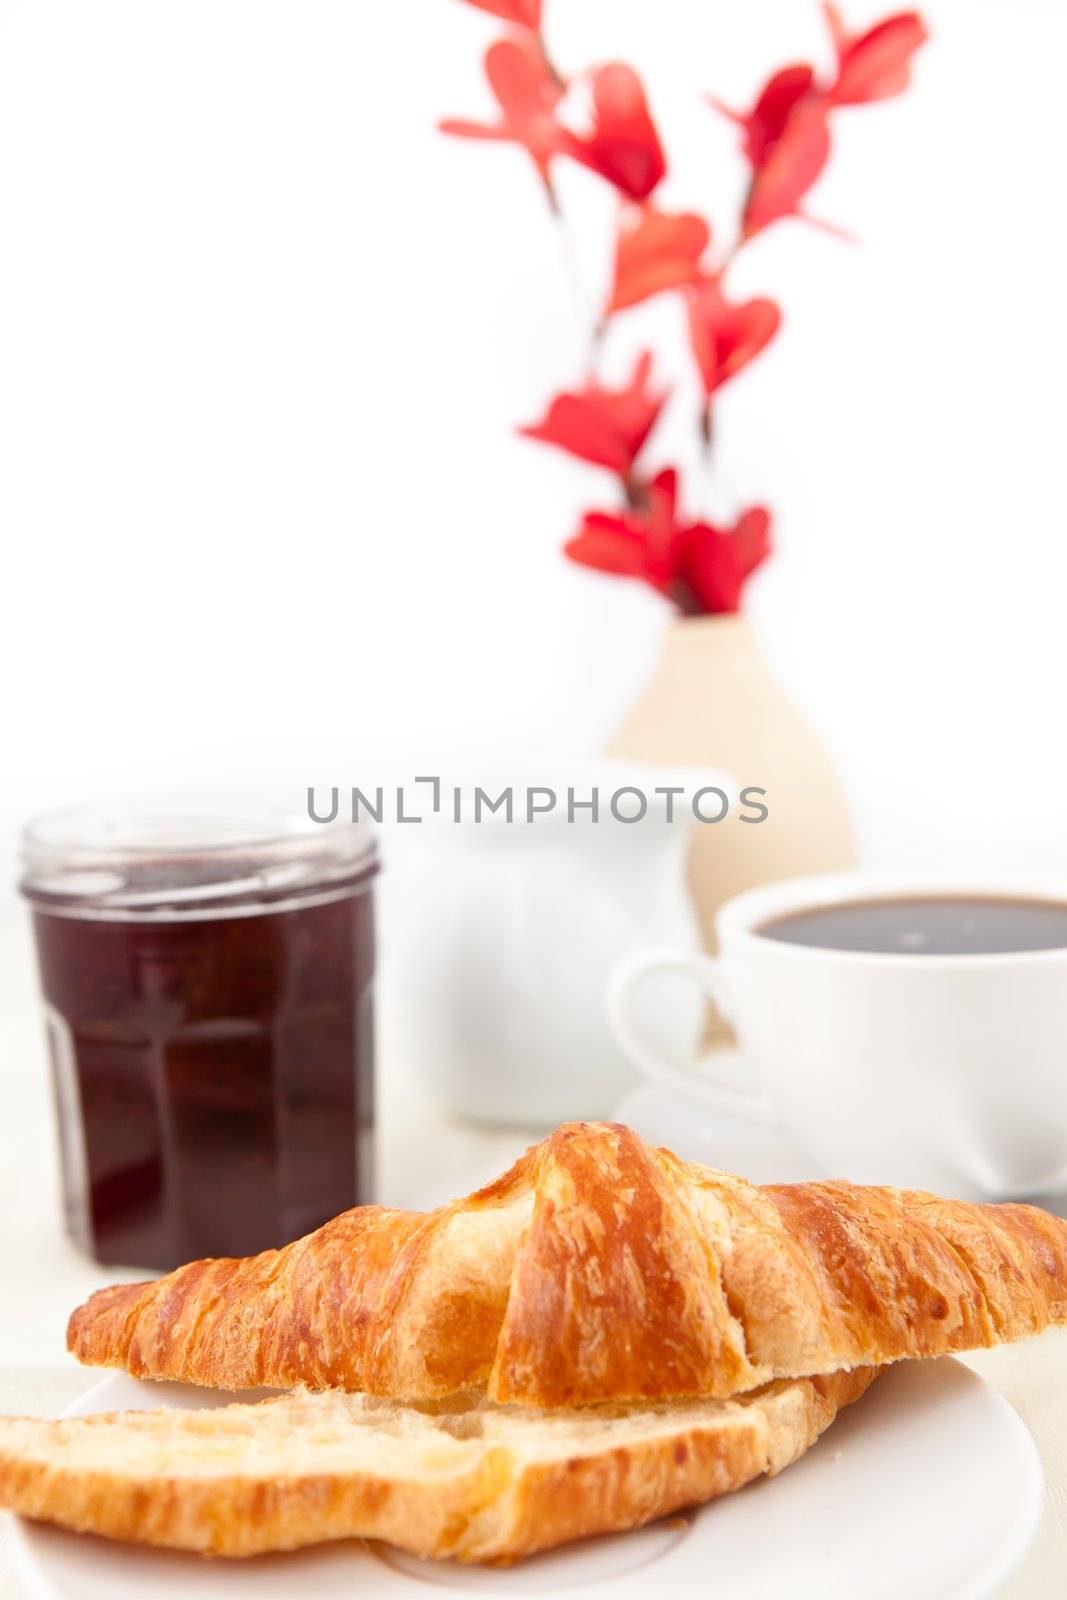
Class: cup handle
608,947,774,1126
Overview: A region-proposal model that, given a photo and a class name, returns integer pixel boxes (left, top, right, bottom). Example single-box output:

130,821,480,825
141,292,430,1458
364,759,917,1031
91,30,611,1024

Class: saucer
611,1047,832,1183
611,1048,1067,1210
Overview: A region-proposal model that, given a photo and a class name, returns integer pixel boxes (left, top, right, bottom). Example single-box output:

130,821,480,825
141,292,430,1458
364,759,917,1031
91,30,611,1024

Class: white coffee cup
608,870,1067,1200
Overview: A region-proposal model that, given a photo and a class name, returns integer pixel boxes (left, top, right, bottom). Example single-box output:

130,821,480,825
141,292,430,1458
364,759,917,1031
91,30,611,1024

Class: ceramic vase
606,614,856,1039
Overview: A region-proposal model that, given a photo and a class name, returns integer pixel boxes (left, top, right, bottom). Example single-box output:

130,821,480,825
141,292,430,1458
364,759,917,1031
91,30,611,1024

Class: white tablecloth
0,919,1064,1596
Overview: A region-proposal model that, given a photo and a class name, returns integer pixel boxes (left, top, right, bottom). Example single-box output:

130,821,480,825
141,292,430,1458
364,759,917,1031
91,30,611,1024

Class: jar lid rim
19,796,377,912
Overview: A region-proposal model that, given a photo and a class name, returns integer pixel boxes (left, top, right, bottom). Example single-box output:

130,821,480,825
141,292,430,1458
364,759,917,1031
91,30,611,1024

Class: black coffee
758,895,1067,956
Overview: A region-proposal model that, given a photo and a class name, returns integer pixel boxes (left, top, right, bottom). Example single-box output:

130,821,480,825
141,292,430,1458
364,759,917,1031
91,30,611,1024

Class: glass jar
20,801,377,1271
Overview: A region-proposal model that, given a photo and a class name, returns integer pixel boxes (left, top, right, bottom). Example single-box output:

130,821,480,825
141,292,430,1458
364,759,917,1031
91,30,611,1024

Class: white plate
9,1360,1041,1600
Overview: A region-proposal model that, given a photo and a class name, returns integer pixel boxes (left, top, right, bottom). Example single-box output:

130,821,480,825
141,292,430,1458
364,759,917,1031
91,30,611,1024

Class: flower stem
538,33,567,93
623,473,649,512
551,206,599,370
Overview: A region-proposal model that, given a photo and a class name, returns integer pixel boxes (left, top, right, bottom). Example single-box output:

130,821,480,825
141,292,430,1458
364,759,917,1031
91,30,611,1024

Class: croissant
69,1121,1067,1407
0,1371,877,1562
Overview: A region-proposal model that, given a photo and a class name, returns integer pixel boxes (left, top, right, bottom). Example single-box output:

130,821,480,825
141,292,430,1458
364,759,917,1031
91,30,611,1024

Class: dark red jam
22,814,376,1271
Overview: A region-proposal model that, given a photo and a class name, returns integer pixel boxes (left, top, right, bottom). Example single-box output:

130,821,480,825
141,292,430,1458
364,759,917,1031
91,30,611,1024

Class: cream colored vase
606,615,856,1041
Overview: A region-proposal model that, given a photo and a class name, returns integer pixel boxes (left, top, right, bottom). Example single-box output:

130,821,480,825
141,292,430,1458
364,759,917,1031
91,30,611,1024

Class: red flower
823,5,928,105
711,66,832,240
519,351,667,476
741,98,831,237
439,35,565,194
566,470,684,595
685,276,781,396
680,506,772,613
607,206,710,315
709,64,816,168
455,0,542,27
565,468,771,614
564,63,666,201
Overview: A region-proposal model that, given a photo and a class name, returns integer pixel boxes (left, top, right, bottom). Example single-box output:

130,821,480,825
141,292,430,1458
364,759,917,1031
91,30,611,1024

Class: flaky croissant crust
68,1122,1067,1407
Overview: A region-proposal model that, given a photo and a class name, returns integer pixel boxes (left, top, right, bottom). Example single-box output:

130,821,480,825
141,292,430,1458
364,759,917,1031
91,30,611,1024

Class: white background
1,0,1066,909
3,22,1067,1593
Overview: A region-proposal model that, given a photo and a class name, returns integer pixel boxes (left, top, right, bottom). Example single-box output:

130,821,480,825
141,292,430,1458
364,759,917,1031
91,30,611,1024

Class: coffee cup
607,871,1067,1200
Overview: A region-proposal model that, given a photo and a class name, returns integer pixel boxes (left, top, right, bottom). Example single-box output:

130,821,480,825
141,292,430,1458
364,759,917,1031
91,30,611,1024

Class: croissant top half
68,1121,1067,1407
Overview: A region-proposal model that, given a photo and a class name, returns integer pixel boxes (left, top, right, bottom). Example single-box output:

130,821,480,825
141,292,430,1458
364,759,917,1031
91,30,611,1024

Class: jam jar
20,802,377,1271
